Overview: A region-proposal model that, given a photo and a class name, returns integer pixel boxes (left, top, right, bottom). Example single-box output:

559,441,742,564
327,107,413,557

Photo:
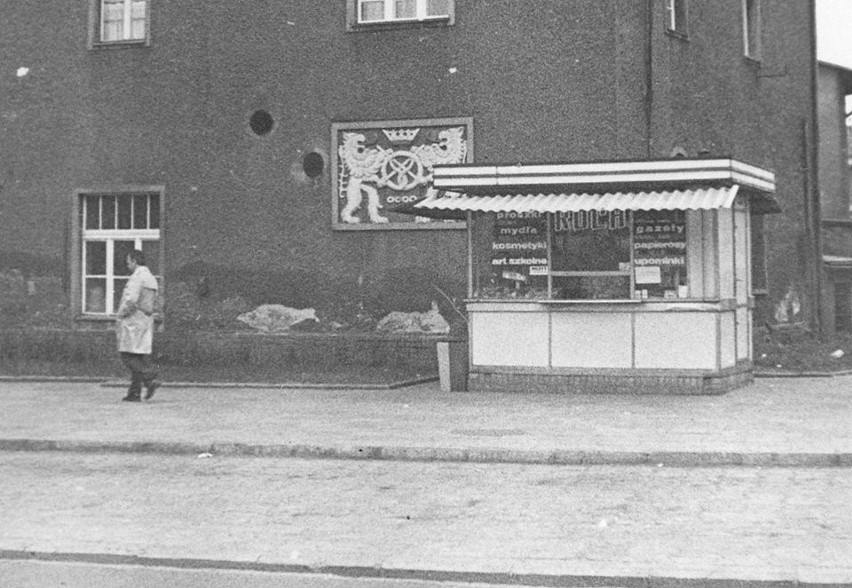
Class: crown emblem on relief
382,128,420,143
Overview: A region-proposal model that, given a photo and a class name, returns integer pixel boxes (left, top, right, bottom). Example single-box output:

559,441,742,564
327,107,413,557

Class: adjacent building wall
818,64,852,220
0,0,818,333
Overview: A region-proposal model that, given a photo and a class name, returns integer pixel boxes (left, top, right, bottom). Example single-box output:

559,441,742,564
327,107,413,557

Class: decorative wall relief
331,118,472,230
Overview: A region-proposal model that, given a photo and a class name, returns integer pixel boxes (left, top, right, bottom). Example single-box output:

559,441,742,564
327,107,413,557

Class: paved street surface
2,452,850,584
1,376,851,586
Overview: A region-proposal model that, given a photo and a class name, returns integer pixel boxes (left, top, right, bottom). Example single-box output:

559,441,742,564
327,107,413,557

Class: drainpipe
805,0,824,334
644,0,654,159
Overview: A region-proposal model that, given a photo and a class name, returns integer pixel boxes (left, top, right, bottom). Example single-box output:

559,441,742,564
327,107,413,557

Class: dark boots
120,352,159,402
144,379,160,400
122,374,142,402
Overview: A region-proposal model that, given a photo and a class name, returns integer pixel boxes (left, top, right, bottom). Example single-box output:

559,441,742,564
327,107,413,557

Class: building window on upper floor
349,0,454,28
665,0,688,36
78,192,161,316
742,0,761,60
92,0,149,46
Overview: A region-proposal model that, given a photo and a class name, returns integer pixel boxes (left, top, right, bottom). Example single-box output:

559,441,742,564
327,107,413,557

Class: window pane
745,0,760,56
551,211,632,272
360,0,385,21
394,0,416,18
148,194,160,229
117,196,132,229
141,240,159,274
102,195,116,229
114,240,136,277
666,0,686,31
674,0,687,31
426,0,450,16
101,0,124,41
133,195,148,229
85,241,107,275
113,278,128,313
130,0,146,39
471,212,549,299
553,276,631,300
85,278,107,313
85,195,100,230
633,211,687,299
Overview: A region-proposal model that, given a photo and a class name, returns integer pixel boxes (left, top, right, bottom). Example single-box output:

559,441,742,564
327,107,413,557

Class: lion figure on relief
408,127,467,222
411,127,467,170
338,132,391,224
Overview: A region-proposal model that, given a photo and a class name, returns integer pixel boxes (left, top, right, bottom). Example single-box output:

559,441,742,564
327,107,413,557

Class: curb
1,549,848,587
99,375,439,390
0,376,108,383
754,369,852,378
2,438,850,468
0,375,438,389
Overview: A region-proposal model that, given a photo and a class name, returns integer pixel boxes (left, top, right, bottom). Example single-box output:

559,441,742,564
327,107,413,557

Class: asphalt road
1,451,850,584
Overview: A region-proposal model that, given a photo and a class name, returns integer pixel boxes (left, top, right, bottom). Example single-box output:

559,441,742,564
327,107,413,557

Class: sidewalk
1,375,851,465
2,377,851,587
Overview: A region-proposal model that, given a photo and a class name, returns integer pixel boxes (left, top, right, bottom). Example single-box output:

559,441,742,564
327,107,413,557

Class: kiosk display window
632,210,688,299
472,211,549,299
471,210,689,301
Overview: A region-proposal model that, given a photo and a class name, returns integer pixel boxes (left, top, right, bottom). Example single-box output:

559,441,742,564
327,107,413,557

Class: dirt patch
754,327,852,374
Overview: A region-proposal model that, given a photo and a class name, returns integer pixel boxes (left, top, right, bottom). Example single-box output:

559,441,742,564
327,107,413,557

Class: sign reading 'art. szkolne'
331,118,472,230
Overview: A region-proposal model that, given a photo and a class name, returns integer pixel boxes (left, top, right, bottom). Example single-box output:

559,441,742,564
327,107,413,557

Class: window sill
76,313,162,322
665,29,689,41
89,40,150,51
77,314,116,322
347,17,452,32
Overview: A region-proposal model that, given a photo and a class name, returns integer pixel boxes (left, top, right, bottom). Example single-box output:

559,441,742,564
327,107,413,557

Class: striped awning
432,158,777,194
412,185,741,216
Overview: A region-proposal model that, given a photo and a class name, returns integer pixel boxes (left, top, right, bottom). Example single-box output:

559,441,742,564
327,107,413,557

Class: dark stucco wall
648,0,818,326
0,0,817,329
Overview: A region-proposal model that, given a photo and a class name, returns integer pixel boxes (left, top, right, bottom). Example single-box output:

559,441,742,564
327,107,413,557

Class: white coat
116,265,158,354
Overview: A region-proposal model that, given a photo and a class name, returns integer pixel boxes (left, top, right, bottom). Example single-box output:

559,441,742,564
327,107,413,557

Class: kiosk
415,158,779,394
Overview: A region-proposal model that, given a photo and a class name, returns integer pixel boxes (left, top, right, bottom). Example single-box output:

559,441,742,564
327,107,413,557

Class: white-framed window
742,0,761,59
80,192,161,315
97,0,148,44
665,0,688,36
353,0,453,25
